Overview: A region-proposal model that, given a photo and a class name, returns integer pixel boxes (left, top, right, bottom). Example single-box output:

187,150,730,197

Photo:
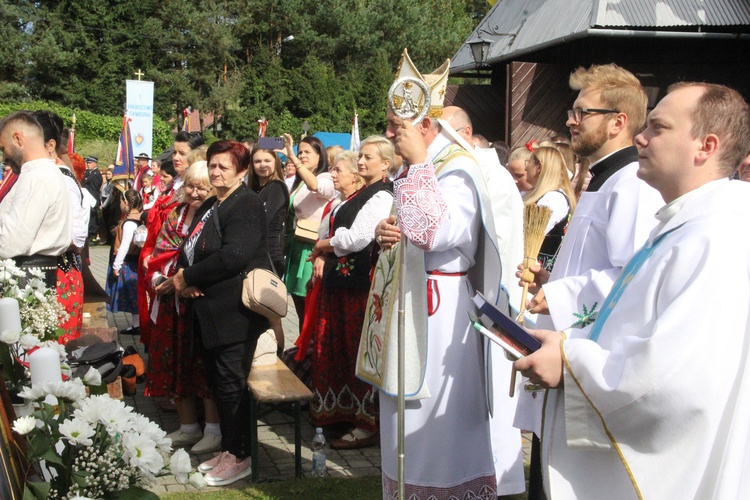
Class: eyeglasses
524,157,538,167
184,184,210,194
567,107,619,123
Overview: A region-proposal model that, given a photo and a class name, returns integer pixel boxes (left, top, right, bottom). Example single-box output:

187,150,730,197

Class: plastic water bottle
311,427,326,476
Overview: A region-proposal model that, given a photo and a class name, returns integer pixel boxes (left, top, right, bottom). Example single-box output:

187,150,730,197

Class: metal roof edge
451,27,750,74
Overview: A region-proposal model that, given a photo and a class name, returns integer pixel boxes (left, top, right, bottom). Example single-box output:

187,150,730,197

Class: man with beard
522,63,663,329
516,82,750,500
515,64,663,499
0,111,72,287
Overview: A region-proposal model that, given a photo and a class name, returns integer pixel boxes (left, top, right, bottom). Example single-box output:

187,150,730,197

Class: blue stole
587,224,684,343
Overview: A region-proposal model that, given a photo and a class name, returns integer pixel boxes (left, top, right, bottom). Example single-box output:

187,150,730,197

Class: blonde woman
147,162,222,455
505,147,534,193
523,145,577,272
308,138,394,449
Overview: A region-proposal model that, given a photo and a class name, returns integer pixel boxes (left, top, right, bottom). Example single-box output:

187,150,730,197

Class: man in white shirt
524,64,664,326
0,111,72,286
516,82,750,499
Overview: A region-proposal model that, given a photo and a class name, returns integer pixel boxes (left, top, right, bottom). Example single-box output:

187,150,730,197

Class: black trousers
88,207,100,236
528,433,547,500
201,334,259,459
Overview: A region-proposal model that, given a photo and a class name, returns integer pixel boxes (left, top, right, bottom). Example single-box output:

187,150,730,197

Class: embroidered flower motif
372,294,383,322
335,256,354,276
572,302,598,328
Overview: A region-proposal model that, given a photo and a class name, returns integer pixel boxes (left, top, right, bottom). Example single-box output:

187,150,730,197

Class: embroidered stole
356,146,484,400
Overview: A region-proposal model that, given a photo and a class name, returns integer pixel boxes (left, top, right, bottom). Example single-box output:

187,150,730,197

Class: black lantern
467,37,492,67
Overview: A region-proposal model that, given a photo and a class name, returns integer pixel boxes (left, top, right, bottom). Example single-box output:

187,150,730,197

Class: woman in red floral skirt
307,136,395,449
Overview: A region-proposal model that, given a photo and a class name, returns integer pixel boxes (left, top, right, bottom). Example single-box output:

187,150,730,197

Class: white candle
0,297,22,334
29,347,62,386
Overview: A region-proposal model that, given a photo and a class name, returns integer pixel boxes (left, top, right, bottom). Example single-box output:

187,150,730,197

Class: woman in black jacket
171,140,268,486
249,146,289,354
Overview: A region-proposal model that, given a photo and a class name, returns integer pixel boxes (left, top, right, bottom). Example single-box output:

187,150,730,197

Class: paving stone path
88,243,529,496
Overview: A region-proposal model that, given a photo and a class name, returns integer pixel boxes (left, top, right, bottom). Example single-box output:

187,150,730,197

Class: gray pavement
88,243,531,495
88,244,382,494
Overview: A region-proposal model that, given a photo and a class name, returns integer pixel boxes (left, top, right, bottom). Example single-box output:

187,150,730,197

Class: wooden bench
78,301,123,399
83,301,110,328
246,358,313,481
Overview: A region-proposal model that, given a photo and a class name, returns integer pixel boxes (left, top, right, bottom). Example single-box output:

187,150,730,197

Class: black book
471,291,541,357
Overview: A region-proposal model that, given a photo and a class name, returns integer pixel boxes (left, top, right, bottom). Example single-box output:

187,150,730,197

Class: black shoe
119,326,141,336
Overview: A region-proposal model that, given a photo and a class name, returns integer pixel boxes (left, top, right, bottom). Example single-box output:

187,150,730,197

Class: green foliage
0,100,173,155
3,0,489,143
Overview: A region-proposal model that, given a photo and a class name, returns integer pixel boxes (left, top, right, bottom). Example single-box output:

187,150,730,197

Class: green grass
160,465,530,499
161,476,382,499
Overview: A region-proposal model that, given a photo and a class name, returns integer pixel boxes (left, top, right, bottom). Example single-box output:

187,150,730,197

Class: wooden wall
445,83,506,143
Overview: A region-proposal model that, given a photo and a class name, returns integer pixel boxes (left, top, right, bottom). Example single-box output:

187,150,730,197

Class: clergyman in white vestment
516,83,750,499
514,64,663,499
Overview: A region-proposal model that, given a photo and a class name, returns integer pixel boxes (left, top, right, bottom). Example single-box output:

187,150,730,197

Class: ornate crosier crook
388,77,431,125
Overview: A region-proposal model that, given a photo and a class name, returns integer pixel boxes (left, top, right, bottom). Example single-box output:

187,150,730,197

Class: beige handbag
212,204,288,321
241,264,288,321
294,217,320,244
252,329,278,366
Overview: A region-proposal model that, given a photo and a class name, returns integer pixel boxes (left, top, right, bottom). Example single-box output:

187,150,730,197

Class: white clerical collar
649,179,728,240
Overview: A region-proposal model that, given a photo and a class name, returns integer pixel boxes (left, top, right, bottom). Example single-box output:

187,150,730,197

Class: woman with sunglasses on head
147,161,222,457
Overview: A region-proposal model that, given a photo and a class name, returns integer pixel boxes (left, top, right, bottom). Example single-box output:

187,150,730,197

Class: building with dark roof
449,0,750,149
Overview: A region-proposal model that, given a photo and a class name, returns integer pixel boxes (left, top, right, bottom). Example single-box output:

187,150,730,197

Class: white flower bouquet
12,377,200,499
0,259,69,396
0,259,68,341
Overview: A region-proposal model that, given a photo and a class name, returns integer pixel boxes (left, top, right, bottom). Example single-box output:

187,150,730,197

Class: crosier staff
386,76,430,500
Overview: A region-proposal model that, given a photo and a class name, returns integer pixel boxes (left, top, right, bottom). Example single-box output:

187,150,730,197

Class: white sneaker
166,429,203,447
191,433,222,455
198,451,229,473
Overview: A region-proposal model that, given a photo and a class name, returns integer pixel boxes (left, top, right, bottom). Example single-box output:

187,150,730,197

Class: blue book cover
472,291,541,355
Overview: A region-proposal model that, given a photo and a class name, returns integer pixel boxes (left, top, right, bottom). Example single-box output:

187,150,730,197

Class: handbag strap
243,252,277,277
214,200,278,277
211,200,269,276
212,200,222,238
